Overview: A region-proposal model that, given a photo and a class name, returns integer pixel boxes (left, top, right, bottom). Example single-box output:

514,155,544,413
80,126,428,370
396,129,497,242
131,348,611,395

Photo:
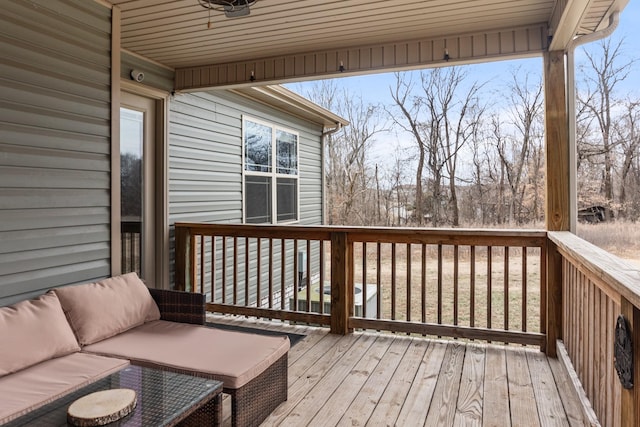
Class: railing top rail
549,231,640,308
174,222,547,246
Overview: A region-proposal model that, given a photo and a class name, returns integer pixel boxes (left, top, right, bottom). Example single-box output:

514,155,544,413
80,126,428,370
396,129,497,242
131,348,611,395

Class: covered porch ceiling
109,0,629,91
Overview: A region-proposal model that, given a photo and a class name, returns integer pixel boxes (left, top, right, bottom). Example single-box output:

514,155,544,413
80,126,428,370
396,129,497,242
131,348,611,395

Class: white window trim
242,115,301,224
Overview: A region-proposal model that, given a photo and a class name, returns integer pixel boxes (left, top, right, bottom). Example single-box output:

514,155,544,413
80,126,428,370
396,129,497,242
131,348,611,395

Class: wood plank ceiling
108,0,628,90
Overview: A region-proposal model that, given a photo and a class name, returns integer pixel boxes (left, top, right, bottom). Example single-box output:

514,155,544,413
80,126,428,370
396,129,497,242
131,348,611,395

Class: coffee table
5,365,224,427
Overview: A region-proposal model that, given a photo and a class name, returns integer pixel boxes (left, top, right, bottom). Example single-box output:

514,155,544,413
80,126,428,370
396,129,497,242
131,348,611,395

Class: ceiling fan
198,0,258,18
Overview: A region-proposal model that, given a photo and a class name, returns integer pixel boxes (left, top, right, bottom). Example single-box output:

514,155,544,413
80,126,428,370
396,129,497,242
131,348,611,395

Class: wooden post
544,50,570,232
330,232,353,335
544,50,569,356
174,225,193,292
545,240,562,356
620,297,640,427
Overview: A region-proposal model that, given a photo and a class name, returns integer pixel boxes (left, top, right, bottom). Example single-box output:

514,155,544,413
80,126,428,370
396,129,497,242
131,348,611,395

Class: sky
285,1,640,171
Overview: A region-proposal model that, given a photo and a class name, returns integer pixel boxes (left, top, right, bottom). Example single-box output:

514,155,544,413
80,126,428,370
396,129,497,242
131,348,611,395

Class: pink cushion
0,293,80,377
54,273,160,346
83,320,290,389
0,353,129,424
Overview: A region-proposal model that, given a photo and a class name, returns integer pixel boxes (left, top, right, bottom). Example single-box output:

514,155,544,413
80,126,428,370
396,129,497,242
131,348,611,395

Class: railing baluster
391,243,396,321
437,244,443,326
421,243,426,325
454,245,459,326
281,239,286,310
221,236,227,304
376,242,381,320
256,238,261,308
199,235,204,295
306,240,312,289
293,240,298,311
487,246,492,331
306,240,311,313
406,243,411,323
211,236,216,303
319,240,324,314
268,238,273,309
504,246,509,331
522,247,527,332
470,245,476,328
233,237,238,305
362,242,367,318
245,237,250,306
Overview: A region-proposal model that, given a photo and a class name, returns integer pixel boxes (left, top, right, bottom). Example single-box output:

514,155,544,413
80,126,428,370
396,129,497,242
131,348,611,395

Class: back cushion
54,273,160,346
0,293,80,377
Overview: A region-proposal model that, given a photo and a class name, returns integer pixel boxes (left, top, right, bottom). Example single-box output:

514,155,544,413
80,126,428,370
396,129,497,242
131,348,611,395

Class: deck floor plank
307,335,396,427
454,343,485,427
424,342,466,426
267,333,360,424
394,340,448,425
527,350,571,427
367,338,431,425
277,333,378,426
482,346,511,427
206,316,591,427
336,336,413,426
506,348,542,427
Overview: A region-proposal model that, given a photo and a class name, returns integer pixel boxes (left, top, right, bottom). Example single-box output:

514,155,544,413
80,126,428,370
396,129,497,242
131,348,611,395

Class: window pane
245,176,272,223
245,120,272,172
277,178,297,222
276,130,297,175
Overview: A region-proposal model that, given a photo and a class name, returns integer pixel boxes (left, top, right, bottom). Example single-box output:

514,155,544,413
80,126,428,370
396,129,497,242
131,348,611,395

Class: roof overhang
106,0,629,90
231,85,349,129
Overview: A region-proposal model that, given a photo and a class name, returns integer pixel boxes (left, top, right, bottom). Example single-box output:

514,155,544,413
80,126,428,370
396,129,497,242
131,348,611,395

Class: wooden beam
175,25,548,90
545,239,563,356
544,50,571,231
330,232,353,335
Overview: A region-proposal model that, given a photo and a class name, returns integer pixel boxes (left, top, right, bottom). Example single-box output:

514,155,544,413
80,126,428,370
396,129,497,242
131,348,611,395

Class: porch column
543,50,570,356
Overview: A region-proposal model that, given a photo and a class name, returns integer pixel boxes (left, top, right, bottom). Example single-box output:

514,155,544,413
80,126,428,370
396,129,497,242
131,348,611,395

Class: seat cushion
0,353,129,424
54,273,160,345
83,320,290,389
0,292,80,377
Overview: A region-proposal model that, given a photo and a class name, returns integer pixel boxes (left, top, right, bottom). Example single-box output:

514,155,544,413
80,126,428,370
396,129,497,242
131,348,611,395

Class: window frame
242,116,300,224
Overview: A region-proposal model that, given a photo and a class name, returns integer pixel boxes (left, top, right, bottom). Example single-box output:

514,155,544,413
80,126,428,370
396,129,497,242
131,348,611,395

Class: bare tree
493,70,544,224
300,80,385,225
390,68,484,226
577,38,635,218
389,73,428,225
615,100,640,218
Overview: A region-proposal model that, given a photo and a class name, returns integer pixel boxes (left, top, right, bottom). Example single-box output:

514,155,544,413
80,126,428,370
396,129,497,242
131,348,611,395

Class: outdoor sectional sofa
0,273,289,427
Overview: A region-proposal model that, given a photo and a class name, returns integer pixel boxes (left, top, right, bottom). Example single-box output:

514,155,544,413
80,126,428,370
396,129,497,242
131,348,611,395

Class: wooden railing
175,223,547,346
121,220,141,275
548,231,640,427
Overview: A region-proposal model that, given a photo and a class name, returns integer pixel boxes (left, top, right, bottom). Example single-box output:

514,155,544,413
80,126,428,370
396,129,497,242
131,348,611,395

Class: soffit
107,0,626,88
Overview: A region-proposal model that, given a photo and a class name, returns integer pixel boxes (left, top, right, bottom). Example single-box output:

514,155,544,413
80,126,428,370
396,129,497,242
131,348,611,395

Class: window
243,117,299,223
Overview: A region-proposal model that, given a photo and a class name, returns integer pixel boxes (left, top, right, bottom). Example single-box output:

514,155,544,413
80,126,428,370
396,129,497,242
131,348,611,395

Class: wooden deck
210,315,592,427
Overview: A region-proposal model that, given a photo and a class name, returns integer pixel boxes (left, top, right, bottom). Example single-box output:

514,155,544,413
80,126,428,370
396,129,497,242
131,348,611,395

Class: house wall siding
121,51,174,92
0,0,112,305
169,90,324,300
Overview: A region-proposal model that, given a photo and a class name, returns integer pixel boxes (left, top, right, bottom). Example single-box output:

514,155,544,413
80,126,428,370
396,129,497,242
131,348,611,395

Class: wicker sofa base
227,353,288,427
176,393,223,427
148,288,289,427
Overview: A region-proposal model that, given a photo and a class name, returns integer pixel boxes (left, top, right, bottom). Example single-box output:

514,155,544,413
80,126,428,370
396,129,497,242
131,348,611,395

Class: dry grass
576,220,640,267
